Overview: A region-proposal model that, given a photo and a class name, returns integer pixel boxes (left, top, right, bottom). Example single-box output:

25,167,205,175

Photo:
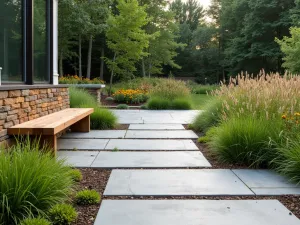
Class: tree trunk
59,51,63,77
86,35,93,79
148,63,152,78
109,53,117,95
100,47,104,80
79,36,82,78
141,59,146,77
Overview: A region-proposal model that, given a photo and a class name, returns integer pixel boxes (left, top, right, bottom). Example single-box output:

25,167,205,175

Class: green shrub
274,137,300,184
48,204,77,225
116,104,129,109
69,87,98,108
90,107,117,129
171,98,192,110
209,118,282,167
75,190,101,205
192,98,223,132
68,169,82,182
150,79,190,100
105,97,114,101
0,138,74,224
20,218,51,225
190,85,219,94
147,97,170,110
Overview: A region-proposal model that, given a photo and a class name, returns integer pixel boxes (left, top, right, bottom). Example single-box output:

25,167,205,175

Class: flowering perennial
59,75,105,84
113,89,148,104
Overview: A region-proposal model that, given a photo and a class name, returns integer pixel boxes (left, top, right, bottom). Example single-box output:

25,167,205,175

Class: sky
183,0,211,8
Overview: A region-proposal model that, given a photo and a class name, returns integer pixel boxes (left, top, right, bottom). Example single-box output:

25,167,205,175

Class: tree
85,0,110,79
276,27,300,73
105,0,151,92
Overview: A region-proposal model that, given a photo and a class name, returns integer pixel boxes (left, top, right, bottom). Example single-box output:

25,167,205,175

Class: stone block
8,90,21,97
21,90,30,96
4,98,16,105
0,91,8,99
6,115,18,122
3,121,13,129
0,113,7,120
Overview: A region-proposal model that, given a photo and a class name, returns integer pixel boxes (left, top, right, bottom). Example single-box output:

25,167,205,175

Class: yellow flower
282,115,287,119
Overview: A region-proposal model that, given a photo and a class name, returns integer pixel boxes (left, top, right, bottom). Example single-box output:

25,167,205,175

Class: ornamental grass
215,71,300,121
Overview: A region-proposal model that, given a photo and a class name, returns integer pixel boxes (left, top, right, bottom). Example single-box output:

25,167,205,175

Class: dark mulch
112,124,129,130
101,94,145,107
72,169,111,225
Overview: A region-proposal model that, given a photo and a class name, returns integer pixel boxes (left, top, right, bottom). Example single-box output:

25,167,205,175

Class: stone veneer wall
0,87,69,141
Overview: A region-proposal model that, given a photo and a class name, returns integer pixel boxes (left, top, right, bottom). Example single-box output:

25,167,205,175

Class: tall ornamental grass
0,138,74,224
215,71,300,120
149,79,190,100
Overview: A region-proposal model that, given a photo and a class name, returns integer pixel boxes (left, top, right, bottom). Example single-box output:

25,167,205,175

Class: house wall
0,86,69,141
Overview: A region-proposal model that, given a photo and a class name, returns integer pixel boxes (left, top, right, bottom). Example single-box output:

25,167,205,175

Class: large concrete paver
104,169,254,196
62,130,126,139
58,139,109,150
125,130,198,139
105,139,198,151
233,169,300,195
129,124,185,130
91,151,211,168
95,200,300,225
57,151,98,167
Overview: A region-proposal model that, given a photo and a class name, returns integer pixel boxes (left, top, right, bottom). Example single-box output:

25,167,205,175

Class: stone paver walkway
56,110,300,225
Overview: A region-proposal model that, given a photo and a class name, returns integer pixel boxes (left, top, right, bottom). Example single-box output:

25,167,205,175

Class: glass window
0,0,24,82
34,0,49,82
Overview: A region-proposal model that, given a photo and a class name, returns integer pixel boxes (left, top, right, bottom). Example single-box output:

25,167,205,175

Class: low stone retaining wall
0,85,69,141
68,84,105,103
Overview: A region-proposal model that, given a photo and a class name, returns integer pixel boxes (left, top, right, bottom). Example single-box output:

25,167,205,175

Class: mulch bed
112,124,129,130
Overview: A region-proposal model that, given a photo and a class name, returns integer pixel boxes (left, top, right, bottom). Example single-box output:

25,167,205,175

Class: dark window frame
24,0,53,85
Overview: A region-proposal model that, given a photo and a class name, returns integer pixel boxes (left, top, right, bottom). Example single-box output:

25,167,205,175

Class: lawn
191,94,214,110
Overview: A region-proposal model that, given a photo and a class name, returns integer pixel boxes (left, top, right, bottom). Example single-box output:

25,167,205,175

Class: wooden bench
8,108,94,154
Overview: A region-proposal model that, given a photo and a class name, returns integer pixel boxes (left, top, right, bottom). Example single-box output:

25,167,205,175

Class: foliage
198,126,218,143
20,218,51,225
140,104,148,109
48,204,77,225
69,87,117,129
105,97,114,101
69,87,98,108
276,27,300,73
147,97,170,110
75,190,101,205
89,107,117,129
59,75,105,84
105,0,152,82
0,138,74,224
208,118,282,167
149,79,190,100
215,72,300,121
113,89,148,104
147,97,191,110
171,98,192,110
68,169,83,182
274,136,300,184
116,104,129,109
189,84,219,94
192,98,223,132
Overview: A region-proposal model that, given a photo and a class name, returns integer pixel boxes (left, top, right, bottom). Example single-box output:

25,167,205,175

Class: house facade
0,0,70,142
1,0,59,85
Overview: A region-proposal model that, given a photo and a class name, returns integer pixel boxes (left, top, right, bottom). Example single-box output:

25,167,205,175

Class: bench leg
70,115,90,132
39,135,57,156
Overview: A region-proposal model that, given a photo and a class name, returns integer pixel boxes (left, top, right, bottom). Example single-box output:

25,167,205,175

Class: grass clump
190,85,219,94
209,118,282,167
75,190,101,205
0,138,74,225
149,79,190,101
198,127,218,143
171,98,192,110
90,107,117,129
192,98,223,132
20,218,51,225
147,97,170,110
68,169,82,182
70,87,118,129
116,104,129,109
48,204,77,225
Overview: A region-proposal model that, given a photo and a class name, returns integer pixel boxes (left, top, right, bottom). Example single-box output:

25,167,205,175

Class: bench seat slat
8,108,94,135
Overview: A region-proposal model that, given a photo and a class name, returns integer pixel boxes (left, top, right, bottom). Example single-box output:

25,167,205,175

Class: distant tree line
58,0,300,84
